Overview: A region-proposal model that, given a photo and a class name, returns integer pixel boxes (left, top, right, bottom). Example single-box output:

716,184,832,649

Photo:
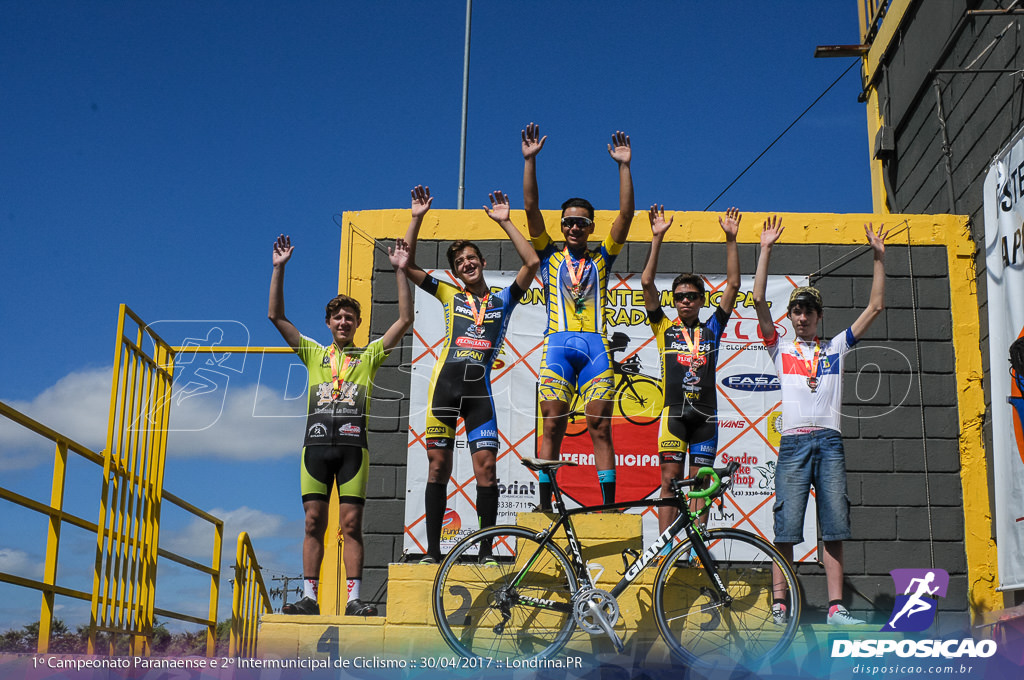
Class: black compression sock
425,482,447,560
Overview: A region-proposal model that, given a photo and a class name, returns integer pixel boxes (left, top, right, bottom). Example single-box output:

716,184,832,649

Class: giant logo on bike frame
403,270,818,562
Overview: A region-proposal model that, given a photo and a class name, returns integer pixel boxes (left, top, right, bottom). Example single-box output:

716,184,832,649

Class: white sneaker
828,605,865,625
772,603,788,626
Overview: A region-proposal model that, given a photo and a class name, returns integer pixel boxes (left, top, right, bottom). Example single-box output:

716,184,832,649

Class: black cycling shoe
281,596,319,615
345,598,378,616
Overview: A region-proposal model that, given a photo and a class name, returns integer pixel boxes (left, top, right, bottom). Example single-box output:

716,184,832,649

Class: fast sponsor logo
722,374,780,392
339,423,361,435
425,438,448,448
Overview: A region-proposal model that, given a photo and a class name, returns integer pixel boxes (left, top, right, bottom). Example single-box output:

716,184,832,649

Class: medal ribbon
792,338,821,379
675,320,702,366
464,291,490,328
328,344,352,398
563,247,590,296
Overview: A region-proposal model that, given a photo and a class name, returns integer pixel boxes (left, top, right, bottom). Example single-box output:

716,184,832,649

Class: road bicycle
431,457,801,668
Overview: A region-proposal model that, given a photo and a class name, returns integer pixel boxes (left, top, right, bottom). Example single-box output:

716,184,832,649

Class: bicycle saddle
519,457,578,472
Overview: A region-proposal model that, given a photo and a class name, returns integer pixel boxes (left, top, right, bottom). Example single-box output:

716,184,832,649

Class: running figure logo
881,568,949,632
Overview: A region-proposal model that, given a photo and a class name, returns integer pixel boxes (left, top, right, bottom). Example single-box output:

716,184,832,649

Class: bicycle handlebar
674,461,741,500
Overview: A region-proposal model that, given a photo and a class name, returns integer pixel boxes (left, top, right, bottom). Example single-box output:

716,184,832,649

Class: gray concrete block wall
360,238,965,624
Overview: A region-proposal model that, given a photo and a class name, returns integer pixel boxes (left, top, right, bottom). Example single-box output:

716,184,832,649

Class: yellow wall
324,208,997,622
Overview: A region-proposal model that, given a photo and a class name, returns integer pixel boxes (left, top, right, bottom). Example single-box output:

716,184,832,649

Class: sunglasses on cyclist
673,291,702,302
561,216,594,230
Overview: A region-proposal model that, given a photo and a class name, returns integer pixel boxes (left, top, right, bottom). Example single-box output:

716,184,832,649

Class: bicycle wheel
432,525,578,661
616,376,662,425
653,528,800,669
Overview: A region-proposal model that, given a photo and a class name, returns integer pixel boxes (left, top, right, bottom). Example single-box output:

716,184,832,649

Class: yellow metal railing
0,398,224,654
230,532,274,657
0,400,103,652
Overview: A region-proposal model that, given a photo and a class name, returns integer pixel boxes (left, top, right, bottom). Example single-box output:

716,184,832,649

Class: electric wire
703,60,859,211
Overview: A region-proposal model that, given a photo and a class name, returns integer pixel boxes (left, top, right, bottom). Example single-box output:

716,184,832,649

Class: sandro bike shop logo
832,569,997,659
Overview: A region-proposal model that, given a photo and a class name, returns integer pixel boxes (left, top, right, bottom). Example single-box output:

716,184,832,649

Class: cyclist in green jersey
268,200,415,616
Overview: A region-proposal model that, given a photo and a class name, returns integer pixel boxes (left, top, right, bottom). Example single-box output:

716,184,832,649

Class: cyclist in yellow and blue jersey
641,205,741,540
522,123,635,509
402,186,539,563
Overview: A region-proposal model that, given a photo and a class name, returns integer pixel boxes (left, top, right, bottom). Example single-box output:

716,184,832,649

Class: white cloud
0,368,304,465
161,506,290,563
0,547,44,581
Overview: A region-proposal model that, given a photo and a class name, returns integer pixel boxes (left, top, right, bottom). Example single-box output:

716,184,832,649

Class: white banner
402,271,817,561
984,130,1024,590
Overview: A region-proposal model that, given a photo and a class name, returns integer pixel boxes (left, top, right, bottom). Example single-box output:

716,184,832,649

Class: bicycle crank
572,588,624,652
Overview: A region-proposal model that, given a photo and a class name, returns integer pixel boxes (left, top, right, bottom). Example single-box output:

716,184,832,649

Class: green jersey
298,335,389,449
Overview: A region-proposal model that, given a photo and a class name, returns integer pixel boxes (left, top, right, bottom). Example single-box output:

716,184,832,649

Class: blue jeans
773,429,851,543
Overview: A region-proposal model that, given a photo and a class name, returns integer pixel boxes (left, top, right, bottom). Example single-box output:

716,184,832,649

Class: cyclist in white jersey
753,216,890,626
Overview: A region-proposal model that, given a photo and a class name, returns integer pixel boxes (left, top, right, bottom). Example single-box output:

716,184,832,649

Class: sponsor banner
984,129,1024,589
403,270,815,560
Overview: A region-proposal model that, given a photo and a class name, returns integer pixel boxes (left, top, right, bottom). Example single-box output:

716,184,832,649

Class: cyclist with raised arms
402,186,539,563
268,205,415,616
641,205,741,541
522,122,635,509
753,216,890,626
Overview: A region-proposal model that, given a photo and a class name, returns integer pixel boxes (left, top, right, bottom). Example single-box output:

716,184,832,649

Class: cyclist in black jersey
641,205,741,537
403,187,539,563
267,195,416,616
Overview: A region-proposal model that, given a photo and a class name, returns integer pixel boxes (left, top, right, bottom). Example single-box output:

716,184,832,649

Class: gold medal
464,291,490,328
328,344,352,399
564,248,590,315
793,338,821,393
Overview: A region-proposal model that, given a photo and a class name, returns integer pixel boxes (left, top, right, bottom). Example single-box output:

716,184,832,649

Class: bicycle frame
509,466,733,614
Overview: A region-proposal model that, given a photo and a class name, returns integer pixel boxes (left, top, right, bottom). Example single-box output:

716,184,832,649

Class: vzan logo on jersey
453,348,485,360
723,374,780,392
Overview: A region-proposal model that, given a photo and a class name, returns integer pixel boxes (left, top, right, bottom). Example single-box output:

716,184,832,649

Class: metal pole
457,0,472,209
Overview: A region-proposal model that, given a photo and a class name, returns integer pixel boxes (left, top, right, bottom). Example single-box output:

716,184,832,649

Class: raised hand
522,122,546,159
484,190,511,223
411,185,433,218
865,222,890,254
389,238,411,270
272,234,294,267
719,207,741,239
760,215,784,248
607,130,631,165
647,204,673,237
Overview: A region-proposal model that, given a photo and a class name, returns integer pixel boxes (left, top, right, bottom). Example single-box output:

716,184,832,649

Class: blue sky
0,2,871,632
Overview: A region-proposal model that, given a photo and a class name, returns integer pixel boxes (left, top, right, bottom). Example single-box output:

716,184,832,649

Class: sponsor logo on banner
440,508,462,540
723,374,780,392
767,410,784,448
